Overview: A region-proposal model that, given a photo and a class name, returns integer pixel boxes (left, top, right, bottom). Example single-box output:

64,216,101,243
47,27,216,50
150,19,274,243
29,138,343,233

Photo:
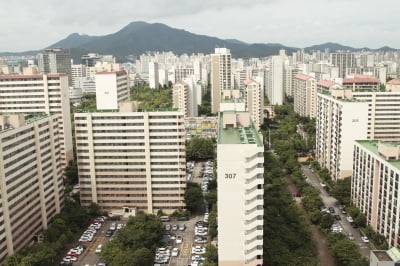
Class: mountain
0,22,398,60
304,42,360,52
45,21,297,61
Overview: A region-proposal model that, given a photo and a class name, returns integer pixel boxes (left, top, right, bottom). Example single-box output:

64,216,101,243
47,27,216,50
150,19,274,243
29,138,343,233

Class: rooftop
388,78,400,85
372,250,393,261
221,98,245,103
356,140,400,170
218,111,263,147
295,73,313,81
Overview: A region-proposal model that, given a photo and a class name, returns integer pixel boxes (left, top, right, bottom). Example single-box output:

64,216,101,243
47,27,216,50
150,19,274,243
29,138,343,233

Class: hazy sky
1,0,399,52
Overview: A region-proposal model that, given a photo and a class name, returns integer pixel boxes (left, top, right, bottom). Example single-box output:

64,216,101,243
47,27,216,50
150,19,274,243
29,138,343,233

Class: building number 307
225,173,236,179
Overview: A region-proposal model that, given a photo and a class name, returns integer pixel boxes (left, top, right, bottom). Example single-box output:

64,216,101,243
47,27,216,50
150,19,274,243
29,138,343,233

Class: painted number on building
225,173,236,179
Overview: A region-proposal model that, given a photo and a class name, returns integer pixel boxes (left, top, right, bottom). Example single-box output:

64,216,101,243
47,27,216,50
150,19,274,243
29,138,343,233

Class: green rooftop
218,111,263,147
138,108,179,112
356,140,400,170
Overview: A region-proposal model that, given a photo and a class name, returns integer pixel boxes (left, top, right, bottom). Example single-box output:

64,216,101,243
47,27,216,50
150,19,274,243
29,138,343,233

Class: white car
171,247,179,257
192,246,206,255
176,235,183,244
117,223,123,230
361,236,369,243
95,244,102,253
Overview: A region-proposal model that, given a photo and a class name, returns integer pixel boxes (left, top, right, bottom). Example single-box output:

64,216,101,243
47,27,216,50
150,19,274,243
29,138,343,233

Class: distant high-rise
293,74,317,118
211,48,232,113
95,70,130,110
38,48,72,83
266,56,284,105
330,52,356,78
149,61,160,89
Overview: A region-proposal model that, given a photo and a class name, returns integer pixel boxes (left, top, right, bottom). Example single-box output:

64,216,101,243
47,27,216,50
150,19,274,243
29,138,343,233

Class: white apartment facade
74,103,186,214
173,82,190,117
0,114,64,263
244,79,264,130
317,89,400,180
352,141,400,247
211,48,232,113
95,70,130,110
293,74,317,118
316,90,369,180
266,56,284,105
149,61,160,89
0,74,73,167
218,111,264,266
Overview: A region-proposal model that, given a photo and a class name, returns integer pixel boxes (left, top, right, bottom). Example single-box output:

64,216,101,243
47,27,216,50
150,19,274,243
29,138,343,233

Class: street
301,165,372,259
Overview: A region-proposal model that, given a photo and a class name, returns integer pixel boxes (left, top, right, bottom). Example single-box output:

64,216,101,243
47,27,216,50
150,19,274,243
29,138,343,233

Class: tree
355,213,366,228
131,247,153,266
320,214,334,230
184,182,204,212
332,177,352,206
204,245,218,263
186,137,215,160
64,160,78,185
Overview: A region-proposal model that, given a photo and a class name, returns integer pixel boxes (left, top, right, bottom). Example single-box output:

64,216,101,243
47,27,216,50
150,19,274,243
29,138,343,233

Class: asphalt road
301,165,372,259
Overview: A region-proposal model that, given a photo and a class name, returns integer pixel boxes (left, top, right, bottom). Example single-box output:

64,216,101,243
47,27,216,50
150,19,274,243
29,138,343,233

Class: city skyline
1,0,399,52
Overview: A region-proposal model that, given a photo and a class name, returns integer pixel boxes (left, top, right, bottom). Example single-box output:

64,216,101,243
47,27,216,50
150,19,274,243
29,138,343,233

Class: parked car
105,230,113,237
95,244,102,253
171,247,179,257
179,224,186,231
361,236,369,243
176,235,183,244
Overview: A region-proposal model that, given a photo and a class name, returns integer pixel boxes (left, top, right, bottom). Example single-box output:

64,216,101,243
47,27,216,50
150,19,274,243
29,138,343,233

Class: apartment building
149,61,160,89
217,111,264,266
173,81,189,117
330,52,356,78
0,114,64,263
316,89,400,180
0,73,73,167
342,74,380,91
316,90,369,180
293,74,317,118
352,140,400,247
74,103,186,214
174,67,194,83
387,78,400,92
266,56,284,105
244,79,264,130
317,80,342,93
211,48,232,113
37,48,72,83
95,70,130,110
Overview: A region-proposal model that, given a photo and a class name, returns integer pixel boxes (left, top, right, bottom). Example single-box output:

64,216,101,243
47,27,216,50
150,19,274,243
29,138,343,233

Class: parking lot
158,213,209,266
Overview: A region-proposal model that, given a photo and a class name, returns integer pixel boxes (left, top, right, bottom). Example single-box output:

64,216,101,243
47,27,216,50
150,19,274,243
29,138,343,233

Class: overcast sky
1,0,399,52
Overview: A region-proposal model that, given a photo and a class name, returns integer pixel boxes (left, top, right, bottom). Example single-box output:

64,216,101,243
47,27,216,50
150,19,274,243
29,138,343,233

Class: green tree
320,214,334,230
186,137,215,160
332,177,352,206
204,245,218,263
355,213,366,228
131,247,153,266
64,160,78,185
184,182,204,212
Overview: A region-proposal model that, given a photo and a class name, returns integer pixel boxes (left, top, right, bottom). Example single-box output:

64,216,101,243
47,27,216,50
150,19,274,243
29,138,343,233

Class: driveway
301,165,372,259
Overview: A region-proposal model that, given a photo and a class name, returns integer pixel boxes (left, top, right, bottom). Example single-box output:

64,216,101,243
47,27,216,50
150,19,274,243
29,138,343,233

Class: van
160,216,170,222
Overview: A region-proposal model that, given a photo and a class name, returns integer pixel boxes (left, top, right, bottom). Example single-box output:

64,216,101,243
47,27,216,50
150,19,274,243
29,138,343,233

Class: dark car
105,230,113,237
334,215,341,220
329,207,335,214
178,216,189,221
350,222,358,228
